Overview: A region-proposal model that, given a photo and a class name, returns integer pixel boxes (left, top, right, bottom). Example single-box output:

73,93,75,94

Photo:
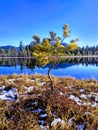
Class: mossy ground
0,74,98,130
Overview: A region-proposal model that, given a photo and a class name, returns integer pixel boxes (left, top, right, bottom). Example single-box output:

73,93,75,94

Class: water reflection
0,57,98,79
0,58,36,73
0,57,98,68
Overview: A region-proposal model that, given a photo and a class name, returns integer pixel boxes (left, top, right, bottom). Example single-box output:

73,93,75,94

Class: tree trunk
47,61,57,91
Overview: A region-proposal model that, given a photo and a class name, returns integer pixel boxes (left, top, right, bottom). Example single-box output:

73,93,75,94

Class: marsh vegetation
0,74,98,130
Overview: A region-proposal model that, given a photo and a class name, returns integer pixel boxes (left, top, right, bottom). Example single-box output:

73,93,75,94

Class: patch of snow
76,122,86,130
0,87,17,101
91,92,98,95
39,114,47,118
82,102,91,106
39,120,45,125
0,95,8,100
40,125,44,130
84,111,90,115
77,102,82,105
25,86,34,92
59,92,63,95
7,79,15,83
86,94,92,98
69,92,98,107
39,82,45,86
32,108,43,113
0,86,5,91
51,118,65,126
80,89,85,93
75,97,80,102
90,92,98,101
69,95,75,99
29,79,35,82
31,101,37,106
95,96,98,102
68,117,74,126
91,102,98,107
40,125,49,130
69,95,80,103
80,94,87,99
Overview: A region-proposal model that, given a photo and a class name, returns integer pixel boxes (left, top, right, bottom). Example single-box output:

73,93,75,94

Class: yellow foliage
33,34,40,41
32,24,78,67
60,45,65,50
54,43,60,48
32,52,38,58
42,39,51,47
64,30,69,37
53,38,61,48
63,24,68,29
56,38,60,44
67,43,78,51
37,56,49,67
63,24,70,37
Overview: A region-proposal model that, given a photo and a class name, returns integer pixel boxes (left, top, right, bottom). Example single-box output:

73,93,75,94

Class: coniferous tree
32,24,78,91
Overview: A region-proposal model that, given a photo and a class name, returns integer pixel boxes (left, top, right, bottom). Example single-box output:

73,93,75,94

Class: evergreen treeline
0,42,98,57
73,45,98,56
0,41,32,57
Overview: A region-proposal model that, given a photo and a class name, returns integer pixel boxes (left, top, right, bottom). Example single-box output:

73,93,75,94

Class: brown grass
0,74,98,130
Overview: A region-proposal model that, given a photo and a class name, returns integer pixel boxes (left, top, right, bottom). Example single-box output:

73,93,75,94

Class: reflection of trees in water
0,57,98,71
61,57,98,66
0,58,18,66
19,58,37,73
0,58,36,72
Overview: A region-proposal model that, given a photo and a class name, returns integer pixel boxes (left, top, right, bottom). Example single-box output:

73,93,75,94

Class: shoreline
1,55,98,59
0,73,97,81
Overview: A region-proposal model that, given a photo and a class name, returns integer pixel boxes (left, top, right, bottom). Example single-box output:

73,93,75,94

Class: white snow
0,86,17,100
80,89,85,93
7,79,15,83
69,95,81,105
80,94,87,99
40,124,49,130
91,102,98,107
51,118,65,126
69,92,98,107
68,117,74,126
59,92,63,95
32,108,43,113
39,114,47,118
86,94,92,98
25,86,34,92
39,82,45,86
84,111,90,115
0,86,5,90
76,122,86,130
29,79,35,82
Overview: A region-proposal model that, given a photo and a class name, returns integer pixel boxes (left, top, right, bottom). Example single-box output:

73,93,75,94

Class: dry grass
0,74,98,130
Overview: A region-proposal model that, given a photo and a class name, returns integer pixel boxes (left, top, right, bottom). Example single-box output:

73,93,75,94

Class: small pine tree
32,24,78,91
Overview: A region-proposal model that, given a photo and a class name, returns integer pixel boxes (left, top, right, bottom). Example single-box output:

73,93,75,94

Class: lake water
0,58,98,80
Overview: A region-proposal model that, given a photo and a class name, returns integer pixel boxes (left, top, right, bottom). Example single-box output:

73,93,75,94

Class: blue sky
0,0,98,47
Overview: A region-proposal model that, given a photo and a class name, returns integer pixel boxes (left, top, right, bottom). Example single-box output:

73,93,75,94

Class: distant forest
0,41,98,57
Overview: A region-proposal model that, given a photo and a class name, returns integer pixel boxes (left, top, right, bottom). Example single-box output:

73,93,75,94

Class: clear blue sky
0,0,98,47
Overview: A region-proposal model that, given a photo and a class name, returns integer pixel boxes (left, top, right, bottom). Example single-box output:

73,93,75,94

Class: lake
0,57,98,80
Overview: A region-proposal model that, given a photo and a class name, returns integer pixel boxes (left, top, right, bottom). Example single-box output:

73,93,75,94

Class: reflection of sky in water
0,64,98,80
51,64,98,79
